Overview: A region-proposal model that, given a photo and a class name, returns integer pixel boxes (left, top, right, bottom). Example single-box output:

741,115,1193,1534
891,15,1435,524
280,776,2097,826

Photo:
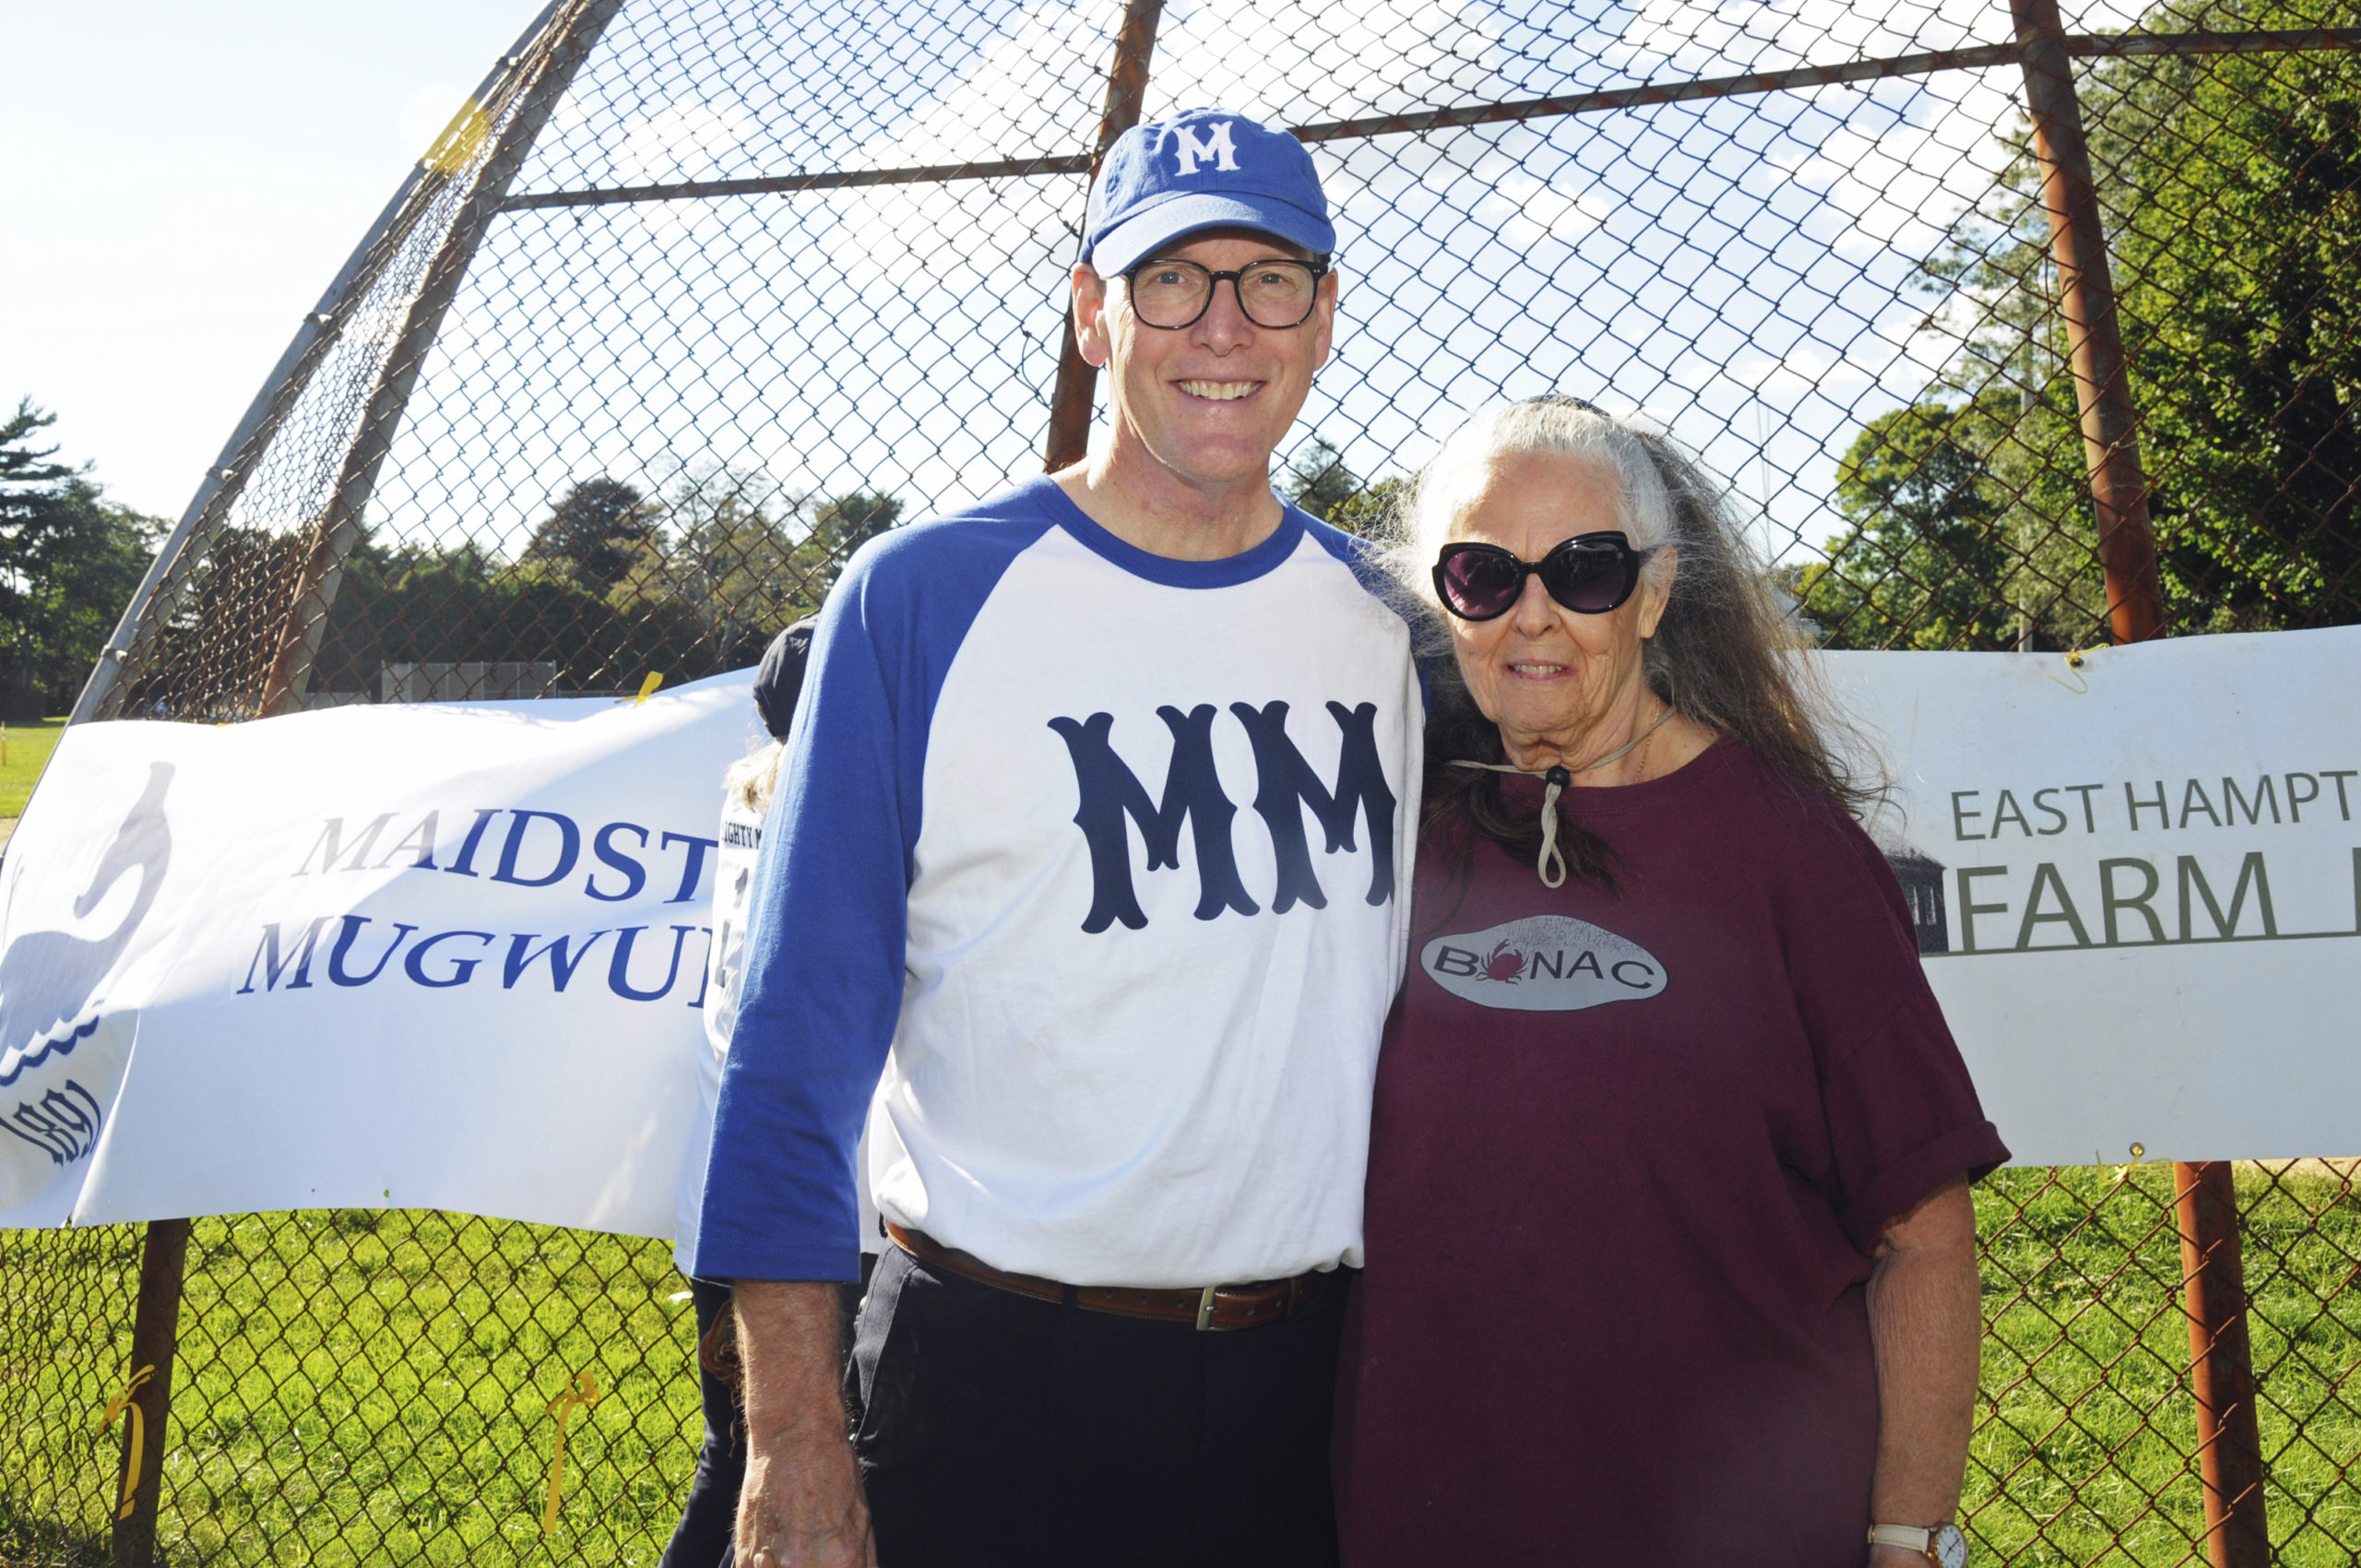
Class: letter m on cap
1172,121,1239,176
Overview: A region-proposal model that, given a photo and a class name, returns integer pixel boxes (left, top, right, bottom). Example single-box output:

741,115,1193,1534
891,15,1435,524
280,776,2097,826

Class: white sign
0,674,761,1231
1828,626,2361,1166
4,631,2356,1235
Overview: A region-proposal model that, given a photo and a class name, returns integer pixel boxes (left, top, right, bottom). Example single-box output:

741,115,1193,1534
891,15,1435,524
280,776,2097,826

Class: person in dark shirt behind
1333,397,2008,1568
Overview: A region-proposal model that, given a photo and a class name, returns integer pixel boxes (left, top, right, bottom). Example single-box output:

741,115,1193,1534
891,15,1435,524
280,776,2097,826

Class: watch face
1934,1524,1968,1568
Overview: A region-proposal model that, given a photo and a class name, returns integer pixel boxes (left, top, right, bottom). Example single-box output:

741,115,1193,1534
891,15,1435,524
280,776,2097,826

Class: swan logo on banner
0,761,172,1170
1419,914,1667,1012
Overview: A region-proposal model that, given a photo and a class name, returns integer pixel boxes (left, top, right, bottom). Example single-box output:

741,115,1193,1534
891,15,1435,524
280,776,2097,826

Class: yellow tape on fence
540,1370,602,1534
98,1364,155,1520
421,97,492,176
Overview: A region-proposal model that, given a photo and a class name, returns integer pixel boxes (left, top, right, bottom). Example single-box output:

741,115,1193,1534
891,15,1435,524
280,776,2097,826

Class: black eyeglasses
1119,256,1331,330
1431,533,1651,621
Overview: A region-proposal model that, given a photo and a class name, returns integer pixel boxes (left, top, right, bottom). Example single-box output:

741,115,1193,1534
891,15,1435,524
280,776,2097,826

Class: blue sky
6,0,2116,559
3,1,539,516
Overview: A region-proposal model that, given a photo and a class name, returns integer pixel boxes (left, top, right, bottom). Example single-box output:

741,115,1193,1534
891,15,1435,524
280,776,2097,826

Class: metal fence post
2176,1162,2272,1566
2011,3,2269,1560
108,1218,191,1568
2011,0,2165,645
65,0,575,729
1040,0,1166,472
255,0,626,718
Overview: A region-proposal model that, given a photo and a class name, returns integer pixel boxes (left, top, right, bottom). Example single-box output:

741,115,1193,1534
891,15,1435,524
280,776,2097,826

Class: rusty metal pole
256,0,625,717
2012,0,2165,645
109,1217,192,1568
1040,0,1166,472
2011,6,2266,1560
65,2,576,729
2175,1163,2272,1567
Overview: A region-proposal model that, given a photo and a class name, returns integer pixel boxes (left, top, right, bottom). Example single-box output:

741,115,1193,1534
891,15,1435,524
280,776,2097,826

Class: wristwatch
1868,1523,1967,1568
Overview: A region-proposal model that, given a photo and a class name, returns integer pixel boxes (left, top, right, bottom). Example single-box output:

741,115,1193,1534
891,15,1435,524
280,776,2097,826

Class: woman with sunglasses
1332,398,2005,1568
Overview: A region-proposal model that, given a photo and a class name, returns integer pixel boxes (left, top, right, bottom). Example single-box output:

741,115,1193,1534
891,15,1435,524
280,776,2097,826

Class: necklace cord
1448,706,1677,887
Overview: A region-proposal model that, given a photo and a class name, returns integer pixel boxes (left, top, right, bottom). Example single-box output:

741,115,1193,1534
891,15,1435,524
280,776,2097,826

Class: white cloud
617,97,752,185
421,306,481,379
1140,0,1501,126
807,0,1514,300
1482,172,1610,246
1608,0,2005,82
1770,70,2021,262
597,98,755,238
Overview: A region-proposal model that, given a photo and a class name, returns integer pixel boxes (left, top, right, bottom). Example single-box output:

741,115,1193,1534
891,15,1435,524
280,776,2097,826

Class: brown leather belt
885,1223,1338,1332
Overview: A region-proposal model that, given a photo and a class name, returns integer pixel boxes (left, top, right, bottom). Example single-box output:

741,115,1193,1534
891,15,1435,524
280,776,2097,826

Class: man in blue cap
700,108,1421,1567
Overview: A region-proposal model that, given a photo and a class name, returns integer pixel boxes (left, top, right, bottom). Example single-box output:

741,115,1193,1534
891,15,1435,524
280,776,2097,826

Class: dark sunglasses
1431,533,1651,621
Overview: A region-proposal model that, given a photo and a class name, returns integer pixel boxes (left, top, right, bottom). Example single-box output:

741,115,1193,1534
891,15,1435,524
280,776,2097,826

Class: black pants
659,1277,746,1568
848,1244,1347,1568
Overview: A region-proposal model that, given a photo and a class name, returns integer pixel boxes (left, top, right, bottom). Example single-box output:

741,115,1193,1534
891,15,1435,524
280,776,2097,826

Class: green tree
1815,0,2361,641
1,399,74,496
1326,475,1409,537
0,401,162,717
522,477,658,588
631,467,805,671
1283,438,1402,535
1800,398,2026,649
1283,437,1358,521
785,490,904,612
302,533,706,701
2085,0,2361,628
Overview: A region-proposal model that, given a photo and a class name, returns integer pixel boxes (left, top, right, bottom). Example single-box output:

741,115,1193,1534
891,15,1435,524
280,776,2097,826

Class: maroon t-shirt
1334,739,2007,1567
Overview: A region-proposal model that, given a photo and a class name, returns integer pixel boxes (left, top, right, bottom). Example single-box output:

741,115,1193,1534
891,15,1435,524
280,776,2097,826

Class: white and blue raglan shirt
694,475,1422,1289
671,777,880,1277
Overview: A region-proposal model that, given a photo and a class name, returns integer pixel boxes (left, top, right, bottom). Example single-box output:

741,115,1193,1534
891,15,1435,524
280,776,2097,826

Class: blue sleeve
693,502,1050,1281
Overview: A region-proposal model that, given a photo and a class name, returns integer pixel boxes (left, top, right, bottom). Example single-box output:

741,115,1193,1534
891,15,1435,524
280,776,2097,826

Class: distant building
1883,849,1948,955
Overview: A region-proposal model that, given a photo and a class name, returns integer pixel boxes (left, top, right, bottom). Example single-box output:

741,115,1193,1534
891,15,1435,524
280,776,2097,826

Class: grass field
0,718,68,819
1967,1165,2361,1564
4,1166,2357,1565
2,1214,702,1566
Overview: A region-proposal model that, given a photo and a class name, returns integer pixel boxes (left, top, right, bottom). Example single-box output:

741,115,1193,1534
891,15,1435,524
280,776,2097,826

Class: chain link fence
6,0,2359,1561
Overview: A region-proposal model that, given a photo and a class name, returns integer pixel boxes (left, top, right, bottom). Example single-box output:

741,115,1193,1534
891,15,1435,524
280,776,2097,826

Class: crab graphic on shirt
1481,941,1525,982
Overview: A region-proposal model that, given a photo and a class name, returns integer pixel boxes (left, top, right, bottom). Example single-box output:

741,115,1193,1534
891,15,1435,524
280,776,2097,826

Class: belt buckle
1194,1284,1218,1332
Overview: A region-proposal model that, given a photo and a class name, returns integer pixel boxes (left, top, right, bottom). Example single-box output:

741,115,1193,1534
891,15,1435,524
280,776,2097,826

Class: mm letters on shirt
1049,699,1396,933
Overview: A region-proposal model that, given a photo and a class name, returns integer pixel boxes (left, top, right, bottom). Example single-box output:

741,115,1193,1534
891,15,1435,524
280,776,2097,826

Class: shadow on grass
0,1504,114,1568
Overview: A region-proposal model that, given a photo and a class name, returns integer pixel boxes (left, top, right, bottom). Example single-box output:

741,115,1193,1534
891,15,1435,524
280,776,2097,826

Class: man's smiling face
1078,226,1337,493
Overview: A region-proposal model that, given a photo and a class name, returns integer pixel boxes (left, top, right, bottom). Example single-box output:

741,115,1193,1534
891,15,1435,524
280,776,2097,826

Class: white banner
3,631,2356,1233
0,673,760,1231
1827,626,2361,1167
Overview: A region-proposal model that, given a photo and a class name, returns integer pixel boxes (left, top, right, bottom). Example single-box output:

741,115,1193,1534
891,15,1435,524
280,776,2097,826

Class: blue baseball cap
1085,108,1335,276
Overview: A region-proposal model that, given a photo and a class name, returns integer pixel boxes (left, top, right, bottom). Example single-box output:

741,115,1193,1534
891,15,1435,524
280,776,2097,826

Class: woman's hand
1865,1175,1982,1550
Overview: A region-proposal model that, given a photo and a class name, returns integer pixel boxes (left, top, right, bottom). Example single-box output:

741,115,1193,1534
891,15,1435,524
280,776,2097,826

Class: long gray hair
1386,396,1871,884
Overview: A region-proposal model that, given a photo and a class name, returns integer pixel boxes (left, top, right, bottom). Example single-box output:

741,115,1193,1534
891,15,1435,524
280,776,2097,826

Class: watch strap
1869,1524,1935,1556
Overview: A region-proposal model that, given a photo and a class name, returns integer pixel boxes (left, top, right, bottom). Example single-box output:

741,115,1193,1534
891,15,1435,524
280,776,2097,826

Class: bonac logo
0,761,173,1169
1420,914,1667,1012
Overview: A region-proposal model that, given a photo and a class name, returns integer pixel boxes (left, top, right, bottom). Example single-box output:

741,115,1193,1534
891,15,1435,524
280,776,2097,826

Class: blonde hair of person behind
1385,396,1876,888
724,739,788,815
